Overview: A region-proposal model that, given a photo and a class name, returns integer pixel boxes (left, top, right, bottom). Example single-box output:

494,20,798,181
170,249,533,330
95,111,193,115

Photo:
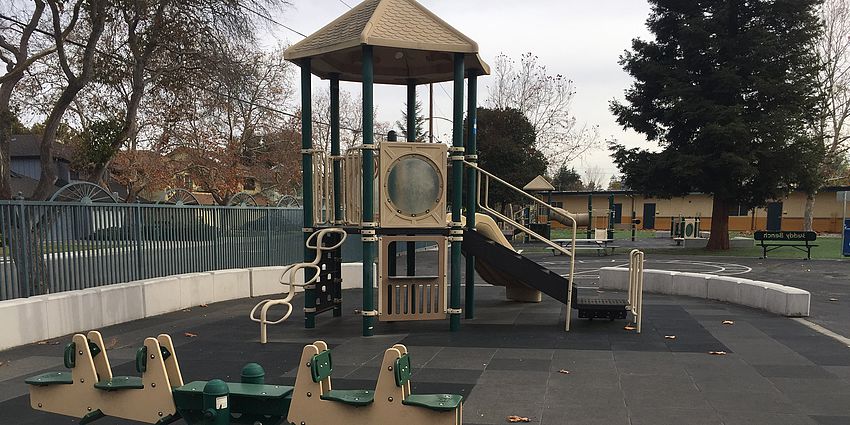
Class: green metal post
406,82,417,277
331,75,342,223
300,59,317,328
465,73,478,319
587,194,593,239
450,53,465,331
608,194,615,239
330,74,343,317
361,45,376,337
387,130,397,278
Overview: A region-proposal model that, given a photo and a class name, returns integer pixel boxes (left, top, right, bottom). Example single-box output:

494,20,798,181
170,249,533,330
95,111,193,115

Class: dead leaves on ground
722,320,735,325
829,298,839,302
624,325,637,331
507,415,531,422
557,369,570,374
708,351,727,356
36,340,60,345
664,335,677,340
184,332,198,338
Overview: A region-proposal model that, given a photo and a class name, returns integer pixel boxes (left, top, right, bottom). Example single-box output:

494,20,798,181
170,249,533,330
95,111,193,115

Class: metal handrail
463,161,578,331
627,249,645,333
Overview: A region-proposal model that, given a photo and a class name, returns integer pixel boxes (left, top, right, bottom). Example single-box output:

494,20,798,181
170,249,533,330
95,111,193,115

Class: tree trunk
803,192,816,232
0,77,23,200
706,196,730,250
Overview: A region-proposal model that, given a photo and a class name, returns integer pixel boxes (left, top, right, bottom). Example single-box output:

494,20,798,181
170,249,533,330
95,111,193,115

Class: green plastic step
94,376,144,391
402,394,463,411
25,371,73,386
320,389,375,406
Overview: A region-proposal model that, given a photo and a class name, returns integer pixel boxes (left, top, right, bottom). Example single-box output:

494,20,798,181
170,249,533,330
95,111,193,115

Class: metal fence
0,201,360,301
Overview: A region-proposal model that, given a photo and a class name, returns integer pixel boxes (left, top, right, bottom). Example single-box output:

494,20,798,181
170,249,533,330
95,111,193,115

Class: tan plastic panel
378,236,448,321
379,142,447,228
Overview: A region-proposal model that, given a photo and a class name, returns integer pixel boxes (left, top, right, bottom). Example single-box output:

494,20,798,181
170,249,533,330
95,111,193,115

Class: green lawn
640,236,848,260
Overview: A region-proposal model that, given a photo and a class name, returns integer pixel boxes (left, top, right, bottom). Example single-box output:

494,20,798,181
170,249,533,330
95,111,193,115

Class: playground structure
26,332,462,425
248,0,642,337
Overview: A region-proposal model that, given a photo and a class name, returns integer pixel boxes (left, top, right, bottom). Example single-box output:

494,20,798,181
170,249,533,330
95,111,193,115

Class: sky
260,0,655,182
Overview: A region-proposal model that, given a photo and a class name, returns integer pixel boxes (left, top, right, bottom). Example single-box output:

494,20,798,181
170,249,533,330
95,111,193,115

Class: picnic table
548,238,619,256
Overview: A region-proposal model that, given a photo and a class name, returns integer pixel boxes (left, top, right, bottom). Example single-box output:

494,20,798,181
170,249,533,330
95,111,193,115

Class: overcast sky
261,0,654,181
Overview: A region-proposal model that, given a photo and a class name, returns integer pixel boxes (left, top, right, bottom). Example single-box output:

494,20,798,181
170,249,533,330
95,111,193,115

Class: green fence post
133,203,144,280
449,53,465,332
361,45,376,337
15,196,30,298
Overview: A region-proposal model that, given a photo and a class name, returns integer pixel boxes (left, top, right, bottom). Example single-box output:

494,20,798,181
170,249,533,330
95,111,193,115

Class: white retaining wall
599,267,810,317
0,262,374,351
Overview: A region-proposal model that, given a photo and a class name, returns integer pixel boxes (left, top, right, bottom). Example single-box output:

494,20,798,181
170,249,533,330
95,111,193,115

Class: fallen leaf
624,325,637,331
37,340,60,345
0,361,5,367
664,335,677,340
182,309,191,312
722,320,735,325
596,290,605,293
558,369,570,374
708,351,727,356
828,298,839,302
200,304,208,308
507,416,531,423
105,337,119,350
184,332,198,338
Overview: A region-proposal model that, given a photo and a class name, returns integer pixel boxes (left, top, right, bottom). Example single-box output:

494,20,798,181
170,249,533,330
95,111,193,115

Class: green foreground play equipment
26,331,462,425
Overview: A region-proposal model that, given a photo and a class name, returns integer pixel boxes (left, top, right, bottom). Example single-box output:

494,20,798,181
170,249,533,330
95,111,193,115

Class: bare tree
804,0,850,231
0,0,67,199
582,165,605,192
486,52,600,171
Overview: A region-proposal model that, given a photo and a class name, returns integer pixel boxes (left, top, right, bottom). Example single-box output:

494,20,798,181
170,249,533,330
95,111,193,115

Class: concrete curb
598,267,810,317
0,263,372,351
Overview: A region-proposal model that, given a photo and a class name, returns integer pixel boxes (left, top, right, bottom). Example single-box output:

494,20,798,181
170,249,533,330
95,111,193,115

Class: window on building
613,203,623,223
727,204,749,216
550,201,564,208
244,178,256,191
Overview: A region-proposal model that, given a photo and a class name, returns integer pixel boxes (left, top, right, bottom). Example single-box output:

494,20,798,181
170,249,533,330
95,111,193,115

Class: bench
288,341,463,425
548,239,619,256
754,231,817,260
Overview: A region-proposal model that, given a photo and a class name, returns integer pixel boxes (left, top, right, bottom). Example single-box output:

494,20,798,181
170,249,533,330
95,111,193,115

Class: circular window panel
386,154,442,217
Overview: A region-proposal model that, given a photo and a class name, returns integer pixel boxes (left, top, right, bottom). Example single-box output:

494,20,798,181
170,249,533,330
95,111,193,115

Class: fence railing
0,201,359,301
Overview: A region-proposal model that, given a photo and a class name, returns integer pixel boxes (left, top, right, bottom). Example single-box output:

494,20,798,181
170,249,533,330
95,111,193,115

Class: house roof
523,175,555,192
284,0,489,84
10,134,71,162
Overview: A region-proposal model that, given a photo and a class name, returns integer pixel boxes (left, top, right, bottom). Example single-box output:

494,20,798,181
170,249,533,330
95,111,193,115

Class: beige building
548,187,850,233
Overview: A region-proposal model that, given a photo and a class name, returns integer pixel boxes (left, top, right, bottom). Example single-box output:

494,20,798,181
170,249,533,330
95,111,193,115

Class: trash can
843,219,850,257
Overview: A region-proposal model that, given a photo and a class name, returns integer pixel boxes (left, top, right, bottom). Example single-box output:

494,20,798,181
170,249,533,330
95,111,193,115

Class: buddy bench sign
844,218,850,257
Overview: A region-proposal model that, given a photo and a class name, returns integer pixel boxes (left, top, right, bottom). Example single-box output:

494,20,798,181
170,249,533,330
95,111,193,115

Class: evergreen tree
395,98,426,141
469,107,547,208
552,165,583,191
610,0,823,250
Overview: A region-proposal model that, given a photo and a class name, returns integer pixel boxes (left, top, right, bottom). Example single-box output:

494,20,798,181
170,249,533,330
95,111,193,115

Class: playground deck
2,282,849,425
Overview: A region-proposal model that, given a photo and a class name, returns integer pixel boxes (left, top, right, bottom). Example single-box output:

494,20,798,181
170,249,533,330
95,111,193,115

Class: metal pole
406,82,417,277
608,194,615,240
449,53,465,331
361,45,376,337
465,73,478,319
301,59,317,329
331,75,342,224
587,194,593,239
429,83,434,143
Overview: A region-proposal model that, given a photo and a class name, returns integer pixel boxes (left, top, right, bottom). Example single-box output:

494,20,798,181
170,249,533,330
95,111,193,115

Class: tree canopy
552,165,583,191
610,0,824,249
471,107,547,208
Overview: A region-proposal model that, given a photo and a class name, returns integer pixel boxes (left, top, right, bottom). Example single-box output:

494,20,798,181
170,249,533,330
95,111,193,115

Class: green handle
64,342,76,369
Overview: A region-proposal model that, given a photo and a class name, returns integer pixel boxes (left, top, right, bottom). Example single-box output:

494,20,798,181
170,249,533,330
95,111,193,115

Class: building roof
284,0,490,84
10,134,71,162
523,175,555,192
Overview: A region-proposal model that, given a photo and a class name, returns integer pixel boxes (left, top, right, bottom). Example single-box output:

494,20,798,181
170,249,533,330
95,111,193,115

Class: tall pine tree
396,98,426,142
610,0,823,250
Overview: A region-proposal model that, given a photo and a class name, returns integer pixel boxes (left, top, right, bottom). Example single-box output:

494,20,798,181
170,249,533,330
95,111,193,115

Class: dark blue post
361,45,376,336
301,59,316,328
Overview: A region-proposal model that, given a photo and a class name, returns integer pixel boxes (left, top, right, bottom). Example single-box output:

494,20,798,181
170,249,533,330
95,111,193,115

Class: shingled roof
284,0,489,84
